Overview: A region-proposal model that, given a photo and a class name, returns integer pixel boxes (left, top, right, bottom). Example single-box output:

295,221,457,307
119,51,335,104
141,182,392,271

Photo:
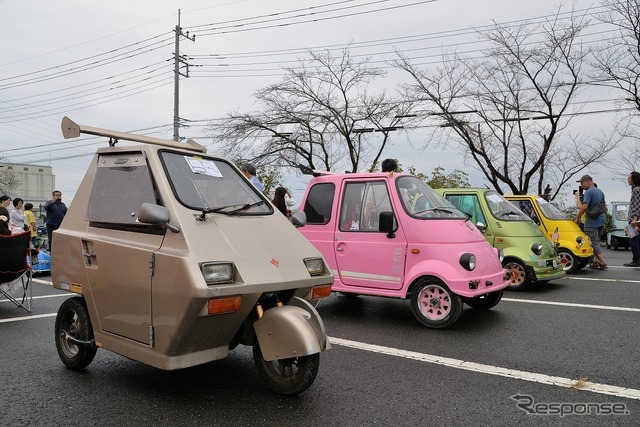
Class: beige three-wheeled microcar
52,117,333,395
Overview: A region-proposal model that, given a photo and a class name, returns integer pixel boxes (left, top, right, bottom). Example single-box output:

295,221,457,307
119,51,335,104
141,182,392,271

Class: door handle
336,247,344,252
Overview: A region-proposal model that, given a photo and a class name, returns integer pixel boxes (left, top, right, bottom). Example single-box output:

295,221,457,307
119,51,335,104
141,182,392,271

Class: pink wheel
410,279,462,329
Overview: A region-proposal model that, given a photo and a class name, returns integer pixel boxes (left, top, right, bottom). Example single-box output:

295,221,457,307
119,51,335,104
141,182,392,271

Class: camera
572,186,583,196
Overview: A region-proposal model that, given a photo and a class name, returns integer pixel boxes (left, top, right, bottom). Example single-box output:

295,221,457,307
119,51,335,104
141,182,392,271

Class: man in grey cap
574,174,608,270
240,163,264,192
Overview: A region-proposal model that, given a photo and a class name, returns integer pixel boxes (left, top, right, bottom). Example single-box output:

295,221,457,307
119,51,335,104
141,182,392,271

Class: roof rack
61,116,206,154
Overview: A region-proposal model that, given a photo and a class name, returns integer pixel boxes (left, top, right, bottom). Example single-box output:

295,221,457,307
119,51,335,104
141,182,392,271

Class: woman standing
272,187,288,216
9,197,26,234
624,171,640,267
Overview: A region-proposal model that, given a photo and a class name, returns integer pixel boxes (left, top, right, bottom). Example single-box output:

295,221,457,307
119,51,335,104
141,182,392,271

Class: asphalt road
1,247,639,426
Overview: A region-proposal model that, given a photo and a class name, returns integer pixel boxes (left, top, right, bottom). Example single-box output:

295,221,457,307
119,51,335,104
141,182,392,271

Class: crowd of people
0,191,67,251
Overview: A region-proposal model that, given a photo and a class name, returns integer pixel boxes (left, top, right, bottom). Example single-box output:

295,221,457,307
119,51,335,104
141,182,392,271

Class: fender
253,297,330,362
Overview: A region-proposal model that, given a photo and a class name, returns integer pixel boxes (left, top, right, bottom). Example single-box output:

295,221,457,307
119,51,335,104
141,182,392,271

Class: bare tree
0,163,20,195
208,48,416,172
396,6,617,199
591,0,640,172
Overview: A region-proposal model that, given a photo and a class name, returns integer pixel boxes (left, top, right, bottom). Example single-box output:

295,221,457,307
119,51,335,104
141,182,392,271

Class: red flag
551,227,559,241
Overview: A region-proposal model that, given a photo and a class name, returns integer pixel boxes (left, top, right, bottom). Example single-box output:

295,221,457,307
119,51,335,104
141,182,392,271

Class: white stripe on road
329,336,640,401
0,313,56,323
502,298,640,312
566,275,640,284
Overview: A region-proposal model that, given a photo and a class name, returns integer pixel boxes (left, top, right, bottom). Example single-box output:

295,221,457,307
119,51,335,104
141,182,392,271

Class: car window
303,183,335,224
536,197,569,220
362,181,394,231
339,181,397,232
445,194,487,225
339,182,366,231
484,191,529,221
160,151,271,215
87,152,160,229
615,204,629,221
396,176,467,219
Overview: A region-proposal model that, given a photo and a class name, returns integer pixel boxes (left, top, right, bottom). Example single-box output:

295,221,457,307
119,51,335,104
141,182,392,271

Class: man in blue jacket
574,175,607,270
44,190,67,251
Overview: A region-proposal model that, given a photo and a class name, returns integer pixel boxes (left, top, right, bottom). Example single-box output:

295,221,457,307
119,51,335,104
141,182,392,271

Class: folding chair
0,231,33,312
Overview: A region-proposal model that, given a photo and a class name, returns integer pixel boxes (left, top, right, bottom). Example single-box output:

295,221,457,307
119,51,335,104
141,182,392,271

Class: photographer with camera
574,175,607,270
44,190,67,251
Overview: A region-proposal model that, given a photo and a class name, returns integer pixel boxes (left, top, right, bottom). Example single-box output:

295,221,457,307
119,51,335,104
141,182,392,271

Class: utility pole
173,9,195,141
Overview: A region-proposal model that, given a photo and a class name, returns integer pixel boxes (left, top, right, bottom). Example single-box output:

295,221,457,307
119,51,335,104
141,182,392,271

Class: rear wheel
503,259,531,291
577,258,591,270
253,340,319,396
557,249,578,274
465,290,503,310
55,297,97,370
612,236,619,250
409,278,462,329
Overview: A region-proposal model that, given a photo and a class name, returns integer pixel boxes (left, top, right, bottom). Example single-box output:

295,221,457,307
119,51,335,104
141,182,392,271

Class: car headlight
531,243,543,255
459,253,476,271
304,257,324,276
576,236,583,247
200,262,234,285
497,248,504,263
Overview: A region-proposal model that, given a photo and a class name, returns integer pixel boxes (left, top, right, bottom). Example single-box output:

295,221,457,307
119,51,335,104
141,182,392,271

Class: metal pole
173,10,181,141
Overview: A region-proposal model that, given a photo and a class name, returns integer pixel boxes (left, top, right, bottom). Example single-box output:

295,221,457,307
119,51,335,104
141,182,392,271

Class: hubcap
505,262,525,285
418,284,451,320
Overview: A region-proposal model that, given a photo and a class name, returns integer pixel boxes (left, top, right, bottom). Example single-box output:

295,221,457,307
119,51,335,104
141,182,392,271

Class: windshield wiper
498,211,521,218
203,200,265,216
414,207,456,215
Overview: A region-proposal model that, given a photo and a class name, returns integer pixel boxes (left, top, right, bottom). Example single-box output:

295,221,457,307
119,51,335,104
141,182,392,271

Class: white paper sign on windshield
185,156,223,177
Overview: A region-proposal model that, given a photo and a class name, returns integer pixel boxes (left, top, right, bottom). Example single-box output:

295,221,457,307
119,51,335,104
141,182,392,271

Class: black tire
576,258,590,270
612,236,619,251
503,259,532,291
557,248,578,274
409,278,462,329
465,290,503,311
253,340,319,396
55,297,97,371
339,292,360,298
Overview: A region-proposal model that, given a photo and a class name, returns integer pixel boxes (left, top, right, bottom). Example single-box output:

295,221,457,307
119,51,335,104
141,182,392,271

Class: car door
334,180,406,291
81,152,164,345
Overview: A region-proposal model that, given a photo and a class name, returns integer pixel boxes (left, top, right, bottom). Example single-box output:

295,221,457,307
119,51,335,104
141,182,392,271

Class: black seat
0,231,33,312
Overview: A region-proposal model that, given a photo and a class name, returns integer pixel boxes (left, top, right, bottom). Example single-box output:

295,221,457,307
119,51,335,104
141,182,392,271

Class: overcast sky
0,0,632,205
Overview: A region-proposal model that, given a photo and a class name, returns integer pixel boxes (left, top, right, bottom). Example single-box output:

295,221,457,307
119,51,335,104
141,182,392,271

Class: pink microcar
298,170,510,329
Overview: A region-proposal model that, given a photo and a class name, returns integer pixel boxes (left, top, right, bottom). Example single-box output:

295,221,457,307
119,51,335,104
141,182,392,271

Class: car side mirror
138,203,180,233
379,211,395,238
291,211,307,228
476,221,487,232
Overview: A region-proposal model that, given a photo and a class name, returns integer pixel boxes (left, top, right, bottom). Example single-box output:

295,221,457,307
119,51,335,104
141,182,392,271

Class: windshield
160,151,272,215
614,203,629,221
396,176,468,219
536,197,569,220
485,191,529,221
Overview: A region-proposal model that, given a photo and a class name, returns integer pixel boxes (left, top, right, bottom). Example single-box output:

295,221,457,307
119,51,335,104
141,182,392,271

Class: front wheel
55,297,97,370
503,259,532,291
465,290,503,310
409,278,462,329
253,340,320,396
557,249,578,274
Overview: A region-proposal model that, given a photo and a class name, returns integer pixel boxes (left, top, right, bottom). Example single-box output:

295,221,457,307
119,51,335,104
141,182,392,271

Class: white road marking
0,313,56,323
565,276,640,284
502,298,640,312
329,336,640,401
